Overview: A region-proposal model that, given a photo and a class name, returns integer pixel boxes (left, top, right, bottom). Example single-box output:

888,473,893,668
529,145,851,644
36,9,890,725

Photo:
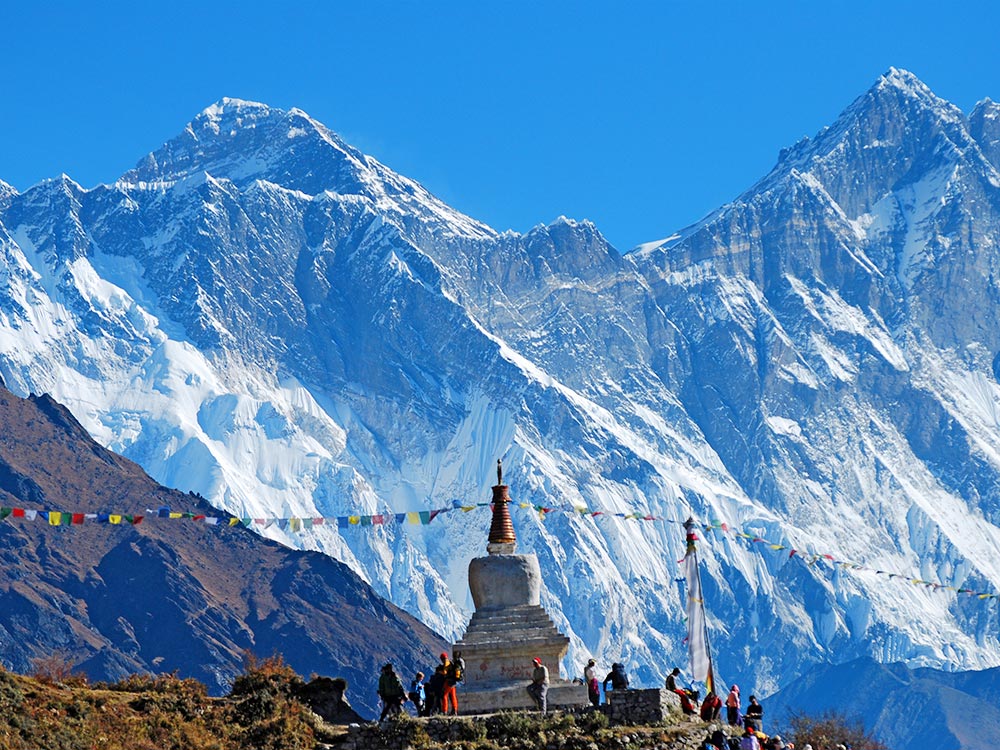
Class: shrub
230,652,303,698
575,708,609,733
485,710,540,740
787,709,888,750
372,715,432,749
0,668,25,711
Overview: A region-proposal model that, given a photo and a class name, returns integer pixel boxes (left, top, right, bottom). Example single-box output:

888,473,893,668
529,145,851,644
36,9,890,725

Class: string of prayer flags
3,497,997,603
0,504,447,532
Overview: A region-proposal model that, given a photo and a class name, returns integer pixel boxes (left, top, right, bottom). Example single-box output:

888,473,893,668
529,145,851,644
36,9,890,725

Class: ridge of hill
0,381,447,716
765,657,1000,750
0,662,717,750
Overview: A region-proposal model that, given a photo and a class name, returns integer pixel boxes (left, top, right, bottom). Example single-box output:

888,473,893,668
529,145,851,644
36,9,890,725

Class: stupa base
455,680,590,715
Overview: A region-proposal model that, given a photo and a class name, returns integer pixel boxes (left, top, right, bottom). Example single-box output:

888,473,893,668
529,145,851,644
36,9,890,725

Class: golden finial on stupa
487,457,516,550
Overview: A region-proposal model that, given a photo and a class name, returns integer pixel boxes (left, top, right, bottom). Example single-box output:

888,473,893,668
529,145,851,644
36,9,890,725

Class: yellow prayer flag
407,512,421,525
48,512,61,526
169,512,184,519
349,516,360,525
109,515,122,525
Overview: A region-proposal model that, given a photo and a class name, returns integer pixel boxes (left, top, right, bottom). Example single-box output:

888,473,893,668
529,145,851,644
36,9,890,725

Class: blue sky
2,1,999,251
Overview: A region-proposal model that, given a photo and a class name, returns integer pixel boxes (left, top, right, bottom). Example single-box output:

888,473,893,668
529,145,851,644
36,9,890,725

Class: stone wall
339,710,717,750
608,688,682,725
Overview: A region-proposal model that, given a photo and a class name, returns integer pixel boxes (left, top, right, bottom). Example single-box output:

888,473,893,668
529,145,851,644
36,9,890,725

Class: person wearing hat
584,658,600,706
738,721,760,750
377,662,406,721
526,657,549,713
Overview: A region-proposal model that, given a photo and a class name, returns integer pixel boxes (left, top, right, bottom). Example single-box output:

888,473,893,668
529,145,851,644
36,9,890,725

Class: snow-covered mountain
2,69,1000,696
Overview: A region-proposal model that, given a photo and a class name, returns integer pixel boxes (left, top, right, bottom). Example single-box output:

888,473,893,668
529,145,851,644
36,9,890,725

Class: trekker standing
443,651,462,715
602,662,630,693
408,671,426,716
426,665,446,715
746,695,763,731
377,663,405,721
726,684,741,726
526,657,549,713
584,658,600,706
437,652,455,715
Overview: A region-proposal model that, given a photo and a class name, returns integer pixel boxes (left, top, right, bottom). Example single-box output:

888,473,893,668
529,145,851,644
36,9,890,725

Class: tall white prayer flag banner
684,518,714,694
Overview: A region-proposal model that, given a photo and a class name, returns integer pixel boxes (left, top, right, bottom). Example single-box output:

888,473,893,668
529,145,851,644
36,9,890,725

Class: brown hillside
0,383,448,717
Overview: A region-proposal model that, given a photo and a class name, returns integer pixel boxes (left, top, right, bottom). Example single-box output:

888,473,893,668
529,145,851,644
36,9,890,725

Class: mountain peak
757,68,973,218
877,67,931,94
199,97,275,119
118,100,495,240
120,97,359,192
0,179,17,207
859,67,964,127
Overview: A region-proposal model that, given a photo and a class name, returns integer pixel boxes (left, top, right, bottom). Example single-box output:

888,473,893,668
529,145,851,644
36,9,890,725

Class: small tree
787,709,887,750
31,651,87,687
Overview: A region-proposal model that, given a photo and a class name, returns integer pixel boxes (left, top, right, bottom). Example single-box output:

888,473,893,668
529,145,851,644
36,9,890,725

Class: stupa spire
487,458,517,553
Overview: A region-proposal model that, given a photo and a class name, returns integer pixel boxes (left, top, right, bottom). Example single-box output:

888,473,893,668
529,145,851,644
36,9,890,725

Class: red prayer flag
72,513,85,525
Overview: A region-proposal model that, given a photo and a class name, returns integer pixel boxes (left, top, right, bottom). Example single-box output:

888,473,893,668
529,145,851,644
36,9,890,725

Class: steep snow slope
1,69,1000,696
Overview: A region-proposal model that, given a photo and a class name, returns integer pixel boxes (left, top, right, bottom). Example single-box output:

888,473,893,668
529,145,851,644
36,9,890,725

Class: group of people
376,651,465,720
530,655,635,714
378,653,634,719
703,684,792,750
380,654,847,750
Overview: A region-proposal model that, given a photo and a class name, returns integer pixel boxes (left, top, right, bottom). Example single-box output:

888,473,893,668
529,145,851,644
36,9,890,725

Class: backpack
739,736,759,750
447,661,463,684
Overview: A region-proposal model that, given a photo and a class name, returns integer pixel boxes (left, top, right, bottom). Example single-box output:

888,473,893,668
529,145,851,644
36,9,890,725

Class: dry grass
0,658,322,750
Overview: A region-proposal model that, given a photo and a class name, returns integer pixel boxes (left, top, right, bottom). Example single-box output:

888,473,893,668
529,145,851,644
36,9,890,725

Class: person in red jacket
700,690,722,721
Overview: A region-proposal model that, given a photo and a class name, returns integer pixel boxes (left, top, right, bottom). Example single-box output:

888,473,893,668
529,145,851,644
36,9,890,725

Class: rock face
1,70,1000,700
454,481,586,712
